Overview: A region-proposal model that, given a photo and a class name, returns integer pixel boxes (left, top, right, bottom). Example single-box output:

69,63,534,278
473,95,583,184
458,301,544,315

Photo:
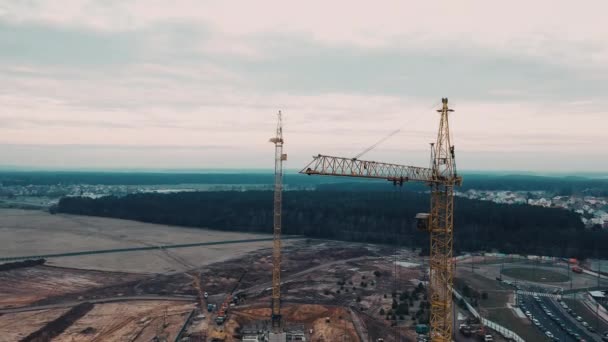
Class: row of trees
56,190,608,258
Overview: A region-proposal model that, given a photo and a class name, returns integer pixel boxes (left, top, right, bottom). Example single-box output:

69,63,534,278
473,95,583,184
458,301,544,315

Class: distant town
456,189,608,229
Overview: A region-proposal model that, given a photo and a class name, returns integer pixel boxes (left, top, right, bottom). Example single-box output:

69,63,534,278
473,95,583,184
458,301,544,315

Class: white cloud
3,1,608,66
0,1,606,170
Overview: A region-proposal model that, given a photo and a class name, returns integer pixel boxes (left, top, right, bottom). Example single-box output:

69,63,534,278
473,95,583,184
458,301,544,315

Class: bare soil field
209,243,427,342
54,301,194,342
0,302,192,342
0,209,432,341
0,308,69,341
0,265,143,308
0,209,284,273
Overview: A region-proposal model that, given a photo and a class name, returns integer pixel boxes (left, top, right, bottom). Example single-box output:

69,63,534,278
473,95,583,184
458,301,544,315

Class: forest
56,190,608,259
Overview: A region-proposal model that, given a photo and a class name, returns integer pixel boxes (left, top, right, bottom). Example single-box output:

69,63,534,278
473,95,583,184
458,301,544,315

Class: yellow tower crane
301,98,461,342
269,111,287,331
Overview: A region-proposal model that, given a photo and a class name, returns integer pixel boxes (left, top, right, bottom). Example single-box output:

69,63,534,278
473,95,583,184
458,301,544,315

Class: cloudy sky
0,1,606,172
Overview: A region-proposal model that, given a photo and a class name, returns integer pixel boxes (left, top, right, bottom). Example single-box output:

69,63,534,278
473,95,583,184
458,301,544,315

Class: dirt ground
53,301,194,341
0,209,432,341
210,244,426,342
230,304,360,342
0,265,143,308
0,308,69,341
0,209,290,273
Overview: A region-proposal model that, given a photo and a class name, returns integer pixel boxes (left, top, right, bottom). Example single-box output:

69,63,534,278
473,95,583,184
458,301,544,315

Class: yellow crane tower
301,98,462,342
269,111,287,331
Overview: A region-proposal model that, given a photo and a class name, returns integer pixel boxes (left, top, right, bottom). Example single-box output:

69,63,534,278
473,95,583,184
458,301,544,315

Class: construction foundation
269,332,287,342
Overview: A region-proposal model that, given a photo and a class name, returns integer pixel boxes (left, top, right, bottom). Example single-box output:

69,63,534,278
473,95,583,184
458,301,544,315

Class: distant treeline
0,171,355,187
0,259,45,271
2,171,608,195
57,190,608,259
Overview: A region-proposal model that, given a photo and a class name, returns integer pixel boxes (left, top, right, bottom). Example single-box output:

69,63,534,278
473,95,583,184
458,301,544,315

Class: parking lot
519,293,601,341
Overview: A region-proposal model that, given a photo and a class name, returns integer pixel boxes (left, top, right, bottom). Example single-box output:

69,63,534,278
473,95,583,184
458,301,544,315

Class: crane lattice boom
300,98,461,342
269,111,286,331
302,155,433,184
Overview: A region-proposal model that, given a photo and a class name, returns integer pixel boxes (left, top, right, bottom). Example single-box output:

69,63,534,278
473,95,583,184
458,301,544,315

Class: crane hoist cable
352,101,443,160
353,128,401,160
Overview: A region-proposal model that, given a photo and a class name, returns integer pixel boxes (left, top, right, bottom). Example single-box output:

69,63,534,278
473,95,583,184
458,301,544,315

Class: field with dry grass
0,209,285,273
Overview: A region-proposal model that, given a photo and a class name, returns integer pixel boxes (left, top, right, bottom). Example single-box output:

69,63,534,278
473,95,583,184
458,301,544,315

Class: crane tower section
427,98,461,341
269,111,287,330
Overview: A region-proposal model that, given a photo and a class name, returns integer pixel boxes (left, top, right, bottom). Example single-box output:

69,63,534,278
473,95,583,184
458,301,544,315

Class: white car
546,331,554,338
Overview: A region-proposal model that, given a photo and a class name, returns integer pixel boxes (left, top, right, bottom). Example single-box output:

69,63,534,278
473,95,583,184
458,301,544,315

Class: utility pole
270,111,287,333
568,261,572,290
596,254,601,331
471,225,476,274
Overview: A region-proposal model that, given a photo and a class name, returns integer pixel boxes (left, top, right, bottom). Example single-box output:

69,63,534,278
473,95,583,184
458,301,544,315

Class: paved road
545,297,600,342
0,236,303,262
520,293,599,342
349,307,370,342
520,294,565,341
0,295,196,314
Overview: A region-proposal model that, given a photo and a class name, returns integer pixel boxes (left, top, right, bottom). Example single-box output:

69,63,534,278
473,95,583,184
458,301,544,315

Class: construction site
6,100,606,342
0,99,460,342
0,99,463,342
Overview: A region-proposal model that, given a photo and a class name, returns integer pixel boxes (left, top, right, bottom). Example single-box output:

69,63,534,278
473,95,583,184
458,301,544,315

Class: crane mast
427,98,460,341
301,98,461,342
269,111,286,330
